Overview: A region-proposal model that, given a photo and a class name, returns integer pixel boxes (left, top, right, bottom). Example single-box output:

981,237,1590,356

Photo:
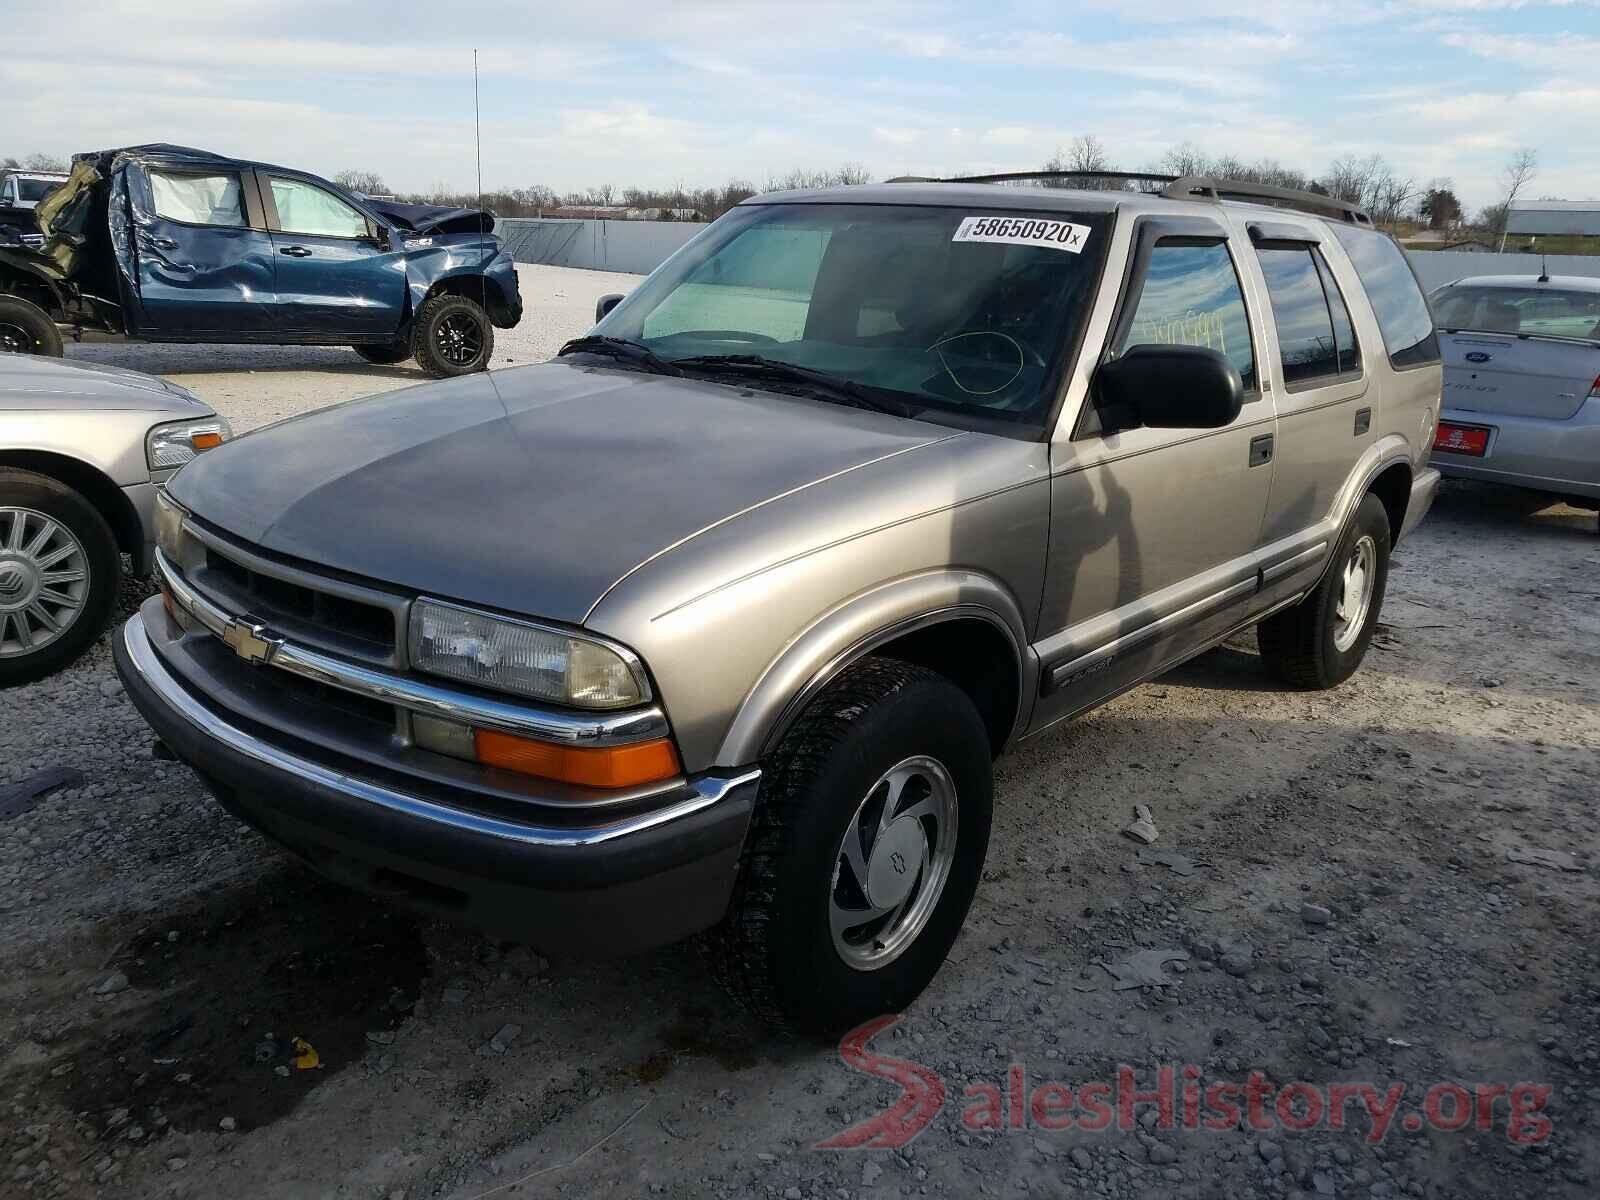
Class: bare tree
1159,142,1211,178
1495,147,1538,252
334,169,388,196
22,153,67,172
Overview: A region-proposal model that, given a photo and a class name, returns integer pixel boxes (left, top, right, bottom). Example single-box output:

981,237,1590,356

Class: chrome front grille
184,524,406,667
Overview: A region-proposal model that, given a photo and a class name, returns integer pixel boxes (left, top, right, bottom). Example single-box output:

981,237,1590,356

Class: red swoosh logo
814,1015,945,1149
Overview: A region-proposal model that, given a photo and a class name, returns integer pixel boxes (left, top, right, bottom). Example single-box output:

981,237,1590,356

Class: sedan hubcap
1332,534,1376,653
830,755,958,971
0,507,90,659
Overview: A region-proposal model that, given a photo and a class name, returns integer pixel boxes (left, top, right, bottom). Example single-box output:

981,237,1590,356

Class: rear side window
1331,225,1439,368
1256,245,1362,389
148,170,244,227
1115,241,1257,392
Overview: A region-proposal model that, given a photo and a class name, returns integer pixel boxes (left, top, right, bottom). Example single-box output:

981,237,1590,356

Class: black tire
1257,492,1391,689
0,295,64,357
411,294,493,378
353,342,412,365
708,657,993,1034
0,469,121,687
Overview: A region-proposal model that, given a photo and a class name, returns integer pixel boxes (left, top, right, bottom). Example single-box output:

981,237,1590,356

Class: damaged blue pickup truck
0,145,522,376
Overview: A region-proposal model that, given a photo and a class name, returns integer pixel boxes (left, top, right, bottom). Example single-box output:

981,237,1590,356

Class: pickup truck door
257,172,407,337
1030,215,1277,733
131,164,279,336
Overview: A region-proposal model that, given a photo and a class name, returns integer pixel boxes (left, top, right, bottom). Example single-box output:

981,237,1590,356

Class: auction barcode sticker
952,215,1091,253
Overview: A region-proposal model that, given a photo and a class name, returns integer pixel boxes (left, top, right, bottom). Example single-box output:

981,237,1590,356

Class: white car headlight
147,416,232,470
409,599,650,710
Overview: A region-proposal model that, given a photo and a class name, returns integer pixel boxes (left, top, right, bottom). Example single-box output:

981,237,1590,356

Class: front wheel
709,658,993,1033
411,294,493,377
0,469,121,687
1257,492,1391,689
0,295,64,357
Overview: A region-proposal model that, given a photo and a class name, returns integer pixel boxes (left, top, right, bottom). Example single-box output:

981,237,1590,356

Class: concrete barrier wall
1406,250,1600,292
497,218,702,275
501,218,1600,295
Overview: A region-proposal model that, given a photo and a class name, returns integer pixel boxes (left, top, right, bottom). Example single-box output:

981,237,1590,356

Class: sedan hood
0,353,208,412
169,362,954,624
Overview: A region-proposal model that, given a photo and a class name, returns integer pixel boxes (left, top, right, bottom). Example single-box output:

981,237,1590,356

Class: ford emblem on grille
222,618,282,666
1464,351,1491,363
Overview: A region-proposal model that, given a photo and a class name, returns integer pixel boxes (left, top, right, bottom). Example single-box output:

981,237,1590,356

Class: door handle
1354,407,1372,436
278,245,313,257
1249,434,1274,467
148,236,178,250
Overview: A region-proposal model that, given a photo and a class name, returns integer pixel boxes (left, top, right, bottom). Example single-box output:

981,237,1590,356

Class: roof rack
886,170,1374,227
1161,176,1374,227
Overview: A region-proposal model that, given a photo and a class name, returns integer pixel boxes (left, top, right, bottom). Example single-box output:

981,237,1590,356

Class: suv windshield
1432,284,1600,343
582,203,1111,430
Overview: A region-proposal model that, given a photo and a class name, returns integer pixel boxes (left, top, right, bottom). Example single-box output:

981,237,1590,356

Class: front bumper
114,606,759,954
1431,398,1600,502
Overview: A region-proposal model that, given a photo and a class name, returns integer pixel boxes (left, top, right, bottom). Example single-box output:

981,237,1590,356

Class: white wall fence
500,218,1600,293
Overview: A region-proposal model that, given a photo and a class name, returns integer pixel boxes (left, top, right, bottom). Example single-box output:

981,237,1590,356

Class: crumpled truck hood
168,361,951,624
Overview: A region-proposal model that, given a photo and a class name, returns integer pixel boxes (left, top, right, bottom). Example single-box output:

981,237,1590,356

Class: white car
1,354,228,684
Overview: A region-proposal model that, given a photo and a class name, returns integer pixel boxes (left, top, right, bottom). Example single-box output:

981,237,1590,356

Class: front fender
715,570,1033,768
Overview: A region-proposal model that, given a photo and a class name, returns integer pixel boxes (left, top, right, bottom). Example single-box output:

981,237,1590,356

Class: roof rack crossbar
932,169,1180,186
1161,176,1374,227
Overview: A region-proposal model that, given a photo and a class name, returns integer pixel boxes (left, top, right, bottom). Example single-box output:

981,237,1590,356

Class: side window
269,177,368,239
1257,245,1361,389
1114,240,1256,392
148,170,245,227
1313,250,1361,375
1331,225,1438,368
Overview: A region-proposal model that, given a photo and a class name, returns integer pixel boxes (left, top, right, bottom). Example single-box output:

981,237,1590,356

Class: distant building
1505,200,1600,238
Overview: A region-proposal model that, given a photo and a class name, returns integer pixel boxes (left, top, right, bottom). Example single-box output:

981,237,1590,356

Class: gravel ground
3,270,1598,1199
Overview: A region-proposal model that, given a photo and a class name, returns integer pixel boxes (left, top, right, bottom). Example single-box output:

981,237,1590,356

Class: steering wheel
926,329,1044,398
932,329,1046,369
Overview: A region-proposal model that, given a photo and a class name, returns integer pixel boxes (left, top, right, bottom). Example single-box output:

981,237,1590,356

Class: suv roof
745,171,1374,230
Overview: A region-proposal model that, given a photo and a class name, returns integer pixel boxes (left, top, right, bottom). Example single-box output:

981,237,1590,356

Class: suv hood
0,353,209,413
168,362,953,624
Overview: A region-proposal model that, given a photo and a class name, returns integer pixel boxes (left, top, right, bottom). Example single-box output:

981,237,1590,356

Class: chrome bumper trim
155,548,669,747
121,613,759,849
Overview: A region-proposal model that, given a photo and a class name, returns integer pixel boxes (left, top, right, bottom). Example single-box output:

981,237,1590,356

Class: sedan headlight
409,598,650,710
147,416,232,470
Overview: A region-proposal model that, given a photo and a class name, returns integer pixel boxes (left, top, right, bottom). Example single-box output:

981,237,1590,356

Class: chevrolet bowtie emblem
222,618,281,666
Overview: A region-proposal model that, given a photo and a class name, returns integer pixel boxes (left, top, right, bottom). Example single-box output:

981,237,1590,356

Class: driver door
1030,216,1277,733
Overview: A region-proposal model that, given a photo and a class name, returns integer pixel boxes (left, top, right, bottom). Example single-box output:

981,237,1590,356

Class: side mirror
1094,344,1244,431
595,293,624,323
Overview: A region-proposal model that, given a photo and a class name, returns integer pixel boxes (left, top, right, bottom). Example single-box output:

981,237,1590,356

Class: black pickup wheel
412,294,493,378
0,295,64,357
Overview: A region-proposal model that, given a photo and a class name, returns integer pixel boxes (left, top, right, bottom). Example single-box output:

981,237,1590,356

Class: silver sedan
0,354,229,684
1429,274,1600,527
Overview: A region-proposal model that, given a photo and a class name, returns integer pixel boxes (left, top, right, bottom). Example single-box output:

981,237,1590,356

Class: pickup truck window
1115,241,1256,392
1330,225,1439,368
269,177,367,239
593,203,1112,429
148,170,245,227
1257,245,1358,389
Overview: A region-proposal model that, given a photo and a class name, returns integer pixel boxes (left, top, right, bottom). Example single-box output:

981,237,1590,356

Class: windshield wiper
672,354,915,418
558,335,682,376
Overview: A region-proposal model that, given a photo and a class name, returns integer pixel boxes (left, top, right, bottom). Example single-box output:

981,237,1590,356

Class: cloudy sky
4,0,1596,211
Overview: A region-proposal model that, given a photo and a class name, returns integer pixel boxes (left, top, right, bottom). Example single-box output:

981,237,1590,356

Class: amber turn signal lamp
190,431,225,452
474,730,680,788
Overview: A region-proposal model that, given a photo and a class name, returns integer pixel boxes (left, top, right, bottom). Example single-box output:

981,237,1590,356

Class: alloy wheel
435,313,483,367
1332,534,1376,652
829,754,959,970
0,507,91,658
0,322,34,353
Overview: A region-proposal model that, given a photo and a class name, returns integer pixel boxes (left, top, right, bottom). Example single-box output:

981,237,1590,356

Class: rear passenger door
1238,218,1371,547
1032,215,1275,730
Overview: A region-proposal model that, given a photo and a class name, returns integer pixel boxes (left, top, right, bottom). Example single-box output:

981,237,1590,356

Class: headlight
153,489,188,561
147,416,232,470
409,598,649,710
